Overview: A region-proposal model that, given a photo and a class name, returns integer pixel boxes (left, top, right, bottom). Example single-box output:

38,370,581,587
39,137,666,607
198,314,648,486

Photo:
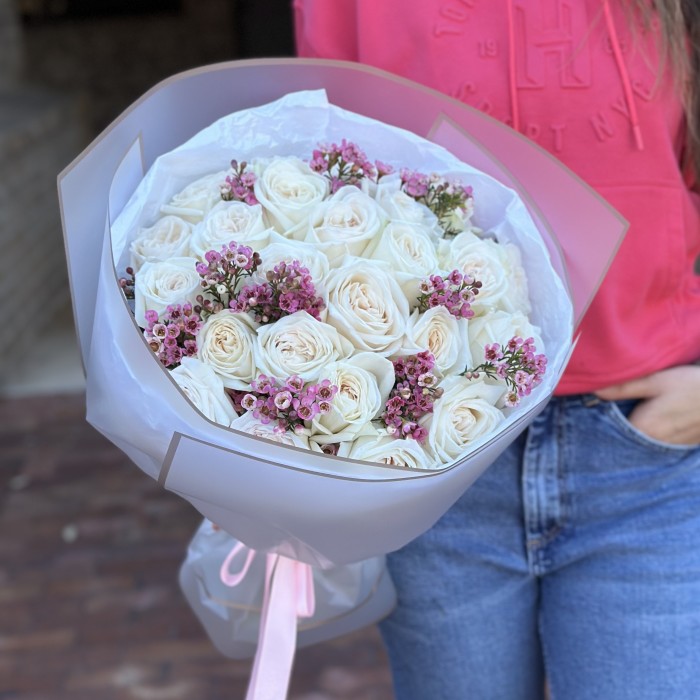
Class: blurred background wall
0,0,295,396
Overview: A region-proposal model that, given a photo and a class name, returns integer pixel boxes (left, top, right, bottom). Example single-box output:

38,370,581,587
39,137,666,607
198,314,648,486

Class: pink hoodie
294,0,700,394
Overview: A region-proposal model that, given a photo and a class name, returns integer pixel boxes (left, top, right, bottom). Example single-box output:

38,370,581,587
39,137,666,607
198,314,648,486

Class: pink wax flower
399,168,474,237
195,241,261,319
309,139,380,192
230,259,325,325
231,375,339,435
416,270,482,319
463,336,547,407
220,160,258,206
142,303,203,369
380,351,443,444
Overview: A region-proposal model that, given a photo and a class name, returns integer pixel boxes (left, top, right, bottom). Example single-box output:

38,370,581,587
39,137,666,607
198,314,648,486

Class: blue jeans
379,395,700,700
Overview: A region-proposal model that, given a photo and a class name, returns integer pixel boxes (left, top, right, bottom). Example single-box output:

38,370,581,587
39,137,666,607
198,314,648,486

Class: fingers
594,374,660,401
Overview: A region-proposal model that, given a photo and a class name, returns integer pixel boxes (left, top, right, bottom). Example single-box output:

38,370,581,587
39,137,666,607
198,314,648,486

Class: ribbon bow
220,542,316,700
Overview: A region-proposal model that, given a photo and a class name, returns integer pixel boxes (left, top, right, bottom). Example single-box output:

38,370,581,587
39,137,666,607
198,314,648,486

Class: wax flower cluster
400,168,474,237
380,352,443,443
194,242,261,318
417,270,482,319
230,260,325,324
143,303,203,368
234,375,339,434
309,138,394,193
463,336,548,407
220,159,258,205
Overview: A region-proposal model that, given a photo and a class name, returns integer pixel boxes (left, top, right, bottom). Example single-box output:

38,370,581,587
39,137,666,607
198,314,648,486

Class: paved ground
0,394,394,699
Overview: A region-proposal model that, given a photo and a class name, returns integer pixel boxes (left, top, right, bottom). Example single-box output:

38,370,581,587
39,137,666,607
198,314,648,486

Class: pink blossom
231,259,325,325
274,391,292,410
416,270,482,319
462,336,548,407
237,374,339,435
380,353,441,444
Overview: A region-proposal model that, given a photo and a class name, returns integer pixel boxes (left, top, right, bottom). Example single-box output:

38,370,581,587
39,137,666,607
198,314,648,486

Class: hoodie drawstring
506,0,520,134
507,0,644,151
602,0,645,150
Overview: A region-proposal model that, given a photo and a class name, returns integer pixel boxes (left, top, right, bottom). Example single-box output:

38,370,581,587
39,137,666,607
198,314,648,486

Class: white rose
304,187,386,266
374,175,441,233
133,257,201,327
338,434,434,470
423,376,505,464
442,233,530,315
171,357,238,425
258,231,330,287
365,220,440,300
196,311,259,390
325,259,410,356
230,411,312,450
407,306,472,377
310,353,395,445
161,172,226,223
129,215,192,272
253,157,329,233
255,311,354,383
190,201,270,260
468,310,544,365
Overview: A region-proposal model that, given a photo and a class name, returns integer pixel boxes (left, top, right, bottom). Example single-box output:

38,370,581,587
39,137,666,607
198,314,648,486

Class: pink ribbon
220,543,315,700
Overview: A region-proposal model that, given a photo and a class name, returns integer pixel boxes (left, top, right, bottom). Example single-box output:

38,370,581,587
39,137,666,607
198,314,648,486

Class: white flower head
442,232,531,315
338,434,435,470
253,157,329,233
254,311,354,383
196,311,259,390
304,186,386,265
365,220,441,300
257,232,330,296
325,258,410,356
161,172,227,223
423,376,505,463
406,306,472,377
133,257,201,327
171,357,238,425
190,200,269,260
374,174,441,233
129,215,192,272
309,352,395,444
468,310,544,366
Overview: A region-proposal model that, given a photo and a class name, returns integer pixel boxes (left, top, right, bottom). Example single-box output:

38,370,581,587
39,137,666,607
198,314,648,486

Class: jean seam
538,598,554,700
556,401,569,539
528,402,570,553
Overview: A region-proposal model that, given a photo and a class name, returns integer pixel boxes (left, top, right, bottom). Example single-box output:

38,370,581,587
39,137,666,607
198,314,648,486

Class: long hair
636,0,700,180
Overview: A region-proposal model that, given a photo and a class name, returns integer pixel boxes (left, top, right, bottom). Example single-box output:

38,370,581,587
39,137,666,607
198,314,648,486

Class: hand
595,365,700,446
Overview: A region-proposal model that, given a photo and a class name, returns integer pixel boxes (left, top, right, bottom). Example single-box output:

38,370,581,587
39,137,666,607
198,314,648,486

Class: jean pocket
605,399,700,454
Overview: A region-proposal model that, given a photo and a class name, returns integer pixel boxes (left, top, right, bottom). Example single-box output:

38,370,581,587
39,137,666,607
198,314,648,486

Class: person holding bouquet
295,1,700,697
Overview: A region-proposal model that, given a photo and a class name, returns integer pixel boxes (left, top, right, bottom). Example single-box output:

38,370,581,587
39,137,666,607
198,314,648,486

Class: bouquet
115,109,551,469
59,60,626,699
59,62,625,566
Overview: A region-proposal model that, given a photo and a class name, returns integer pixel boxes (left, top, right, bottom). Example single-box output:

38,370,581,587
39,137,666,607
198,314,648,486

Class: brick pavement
0,395,393,699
